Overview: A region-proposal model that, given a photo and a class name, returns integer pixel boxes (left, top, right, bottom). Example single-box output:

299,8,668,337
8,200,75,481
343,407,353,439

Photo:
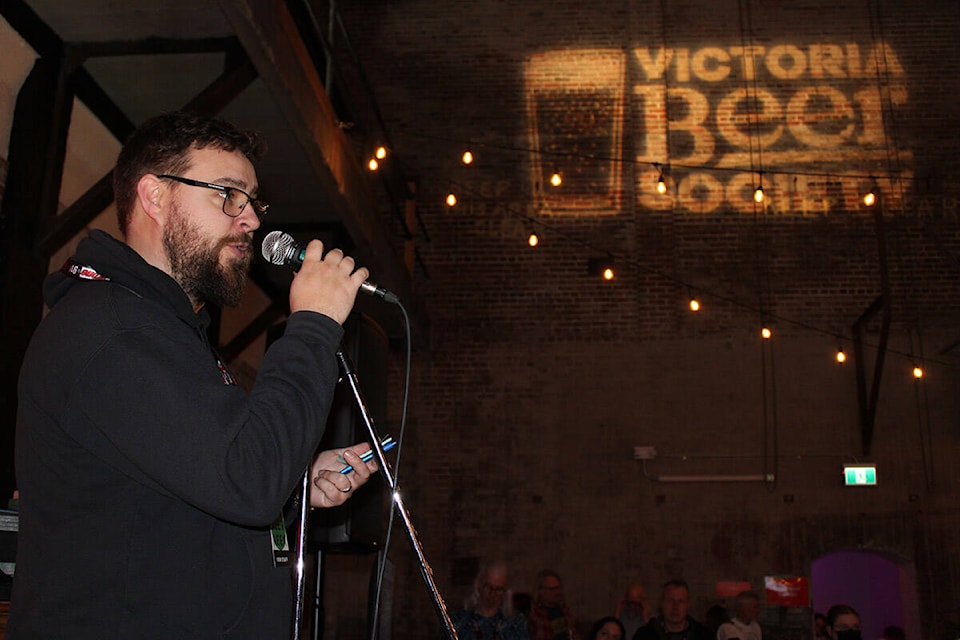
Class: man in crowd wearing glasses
9,111,378,639
529,569,580,640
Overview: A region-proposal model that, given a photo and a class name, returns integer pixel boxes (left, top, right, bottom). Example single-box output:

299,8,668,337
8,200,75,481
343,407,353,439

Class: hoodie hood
45,230,207,330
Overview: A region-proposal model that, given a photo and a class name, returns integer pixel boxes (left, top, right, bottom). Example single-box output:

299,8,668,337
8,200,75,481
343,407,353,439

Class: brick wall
338,2,960,639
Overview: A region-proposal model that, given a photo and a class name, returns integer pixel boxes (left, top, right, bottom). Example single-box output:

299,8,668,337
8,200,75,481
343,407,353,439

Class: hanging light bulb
446,192,457,207
836,346,846,364
863,179,877,207
913,365,924,379
527,233,539,247
761,326,772,339
550,169,562,187
753,172,765,203
654,163,667,195
689,297,700,312
588,257,615,280
462,150,474,165
375,146,387,160
367,158,379,171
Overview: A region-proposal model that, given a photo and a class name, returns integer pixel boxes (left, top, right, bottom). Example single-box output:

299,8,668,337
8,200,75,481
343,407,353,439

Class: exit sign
843,464,878,486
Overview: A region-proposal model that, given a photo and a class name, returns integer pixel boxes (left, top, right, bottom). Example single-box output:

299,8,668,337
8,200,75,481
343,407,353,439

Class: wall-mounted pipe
649,474,771,483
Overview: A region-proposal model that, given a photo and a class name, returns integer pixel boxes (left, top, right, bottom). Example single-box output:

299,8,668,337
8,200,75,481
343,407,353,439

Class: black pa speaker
307,312,389,555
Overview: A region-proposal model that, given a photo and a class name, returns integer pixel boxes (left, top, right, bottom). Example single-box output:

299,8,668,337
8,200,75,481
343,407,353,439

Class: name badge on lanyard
270,513,291,567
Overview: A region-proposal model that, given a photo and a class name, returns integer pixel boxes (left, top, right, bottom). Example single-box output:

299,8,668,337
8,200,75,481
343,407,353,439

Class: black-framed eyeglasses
482,583,507,594
157,174,269,219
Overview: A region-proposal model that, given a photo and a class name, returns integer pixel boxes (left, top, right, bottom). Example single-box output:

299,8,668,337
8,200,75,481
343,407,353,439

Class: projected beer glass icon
525,49,626,215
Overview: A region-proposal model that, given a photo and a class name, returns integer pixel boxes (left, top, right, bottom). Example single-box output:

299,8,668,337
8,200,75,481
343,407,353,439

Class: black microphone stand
291,349,458,640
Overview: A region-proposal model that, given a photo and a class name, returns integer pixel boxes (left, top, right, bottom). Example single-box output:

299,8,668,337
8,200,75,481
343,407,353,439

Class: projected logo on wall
525,44,909,216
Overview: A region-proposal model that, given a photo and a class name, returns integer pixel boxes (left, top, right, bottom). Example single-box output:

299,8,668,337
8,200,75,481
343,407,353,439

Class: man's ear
135,173,166,224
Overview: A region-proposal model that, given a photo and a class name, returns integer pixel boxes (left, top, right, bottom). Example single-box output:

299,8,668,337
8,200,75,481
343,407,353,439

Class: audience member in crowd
589,616,627,640
528,569,580,640
815,613,829,640
704,604,730,638
451,561,529,640
632,579,711,640
880,625,905,640
616,583,652,640
717,591,762,640
514,592,533,618
825,605,862,640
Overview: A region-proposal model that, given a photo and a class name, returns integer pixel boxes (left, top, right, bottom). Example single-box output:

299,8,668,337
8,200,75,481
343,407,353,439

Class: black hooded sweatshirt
10,230,343,639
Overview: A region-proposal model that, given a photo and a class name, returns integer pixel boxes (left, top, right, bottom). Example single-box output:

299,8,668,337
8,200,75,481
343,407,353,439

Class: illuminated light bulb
375,146,387,160
602,267,615,281
528,233,539,247
913,366,924,379
761,326,772,339
656,171,667,195
367,158,379,171
689,298,700,312
462,150,473,165
863,190,876,207
836,348,846,364
754,185,764,203
446,193,457,207
550,171,562,187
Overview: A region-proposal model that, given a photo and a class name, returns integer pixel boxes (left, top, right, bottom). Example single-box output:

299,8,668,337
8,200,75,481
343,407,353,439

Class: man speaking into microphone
10,111,378,639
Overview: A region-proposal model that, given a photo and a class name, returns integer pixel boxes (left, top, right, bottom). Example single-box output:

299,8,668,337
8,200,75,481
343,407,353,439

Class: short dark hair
112,111,266,234
661,578,690,598
589,616,626,640
826,604,860,628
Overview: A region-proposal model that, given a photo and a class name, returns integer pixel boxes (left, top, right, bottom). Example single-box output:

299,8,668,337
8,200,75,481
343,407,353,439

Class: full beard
162,202,253,308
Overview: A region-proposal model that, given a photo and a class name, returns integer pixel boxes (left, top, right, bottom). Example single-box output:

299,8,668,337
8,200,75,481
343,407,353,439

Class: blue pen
339,436,396,474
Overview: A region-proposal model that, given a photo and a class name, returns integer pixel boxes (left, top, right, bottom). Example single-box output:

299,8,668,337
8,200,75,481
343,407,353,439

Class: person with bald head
632,579,710,640
616,582,652,640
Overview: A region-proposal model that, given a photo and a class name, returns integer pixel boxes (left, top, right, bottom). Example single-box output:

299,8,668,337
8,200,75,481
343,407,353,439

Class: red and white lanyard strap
61,258,110,281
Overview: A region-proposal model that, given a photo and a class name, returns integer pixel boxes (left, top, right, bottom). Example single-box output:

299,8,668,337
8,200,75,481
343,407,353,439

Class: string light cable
441,177,955,370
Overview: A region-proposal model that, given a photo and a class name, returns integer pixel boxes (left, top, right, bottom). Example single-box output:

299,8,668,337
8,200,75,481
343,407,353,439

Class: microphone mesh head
261,230,294,265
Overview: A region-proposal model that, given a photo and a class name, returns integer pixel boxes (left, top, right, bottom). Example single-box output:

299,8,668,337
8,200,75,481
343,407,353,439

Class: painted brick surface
338,2,960,639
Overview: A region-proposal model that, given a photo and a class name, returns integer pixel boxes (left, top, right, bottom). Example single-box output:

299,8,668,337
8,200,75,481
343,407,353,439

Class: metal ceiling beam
0,0,63,58
68,37,241,59
216,0,425,338
0,53,74,503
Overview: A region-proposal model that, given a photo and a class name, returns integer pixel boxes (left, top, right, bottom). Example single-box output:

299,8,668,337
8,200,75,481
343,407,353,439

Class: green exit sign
843,464,878,486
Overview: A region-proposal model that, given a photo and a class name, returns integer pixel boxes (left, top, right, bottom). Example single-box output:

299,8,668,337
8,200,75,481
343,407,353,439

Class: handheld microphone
261,230,399,304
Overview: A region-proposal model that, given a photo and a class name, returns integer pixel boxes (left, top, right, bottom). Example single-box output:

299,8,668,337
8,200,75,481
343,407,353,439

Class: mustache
218,233,253,253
